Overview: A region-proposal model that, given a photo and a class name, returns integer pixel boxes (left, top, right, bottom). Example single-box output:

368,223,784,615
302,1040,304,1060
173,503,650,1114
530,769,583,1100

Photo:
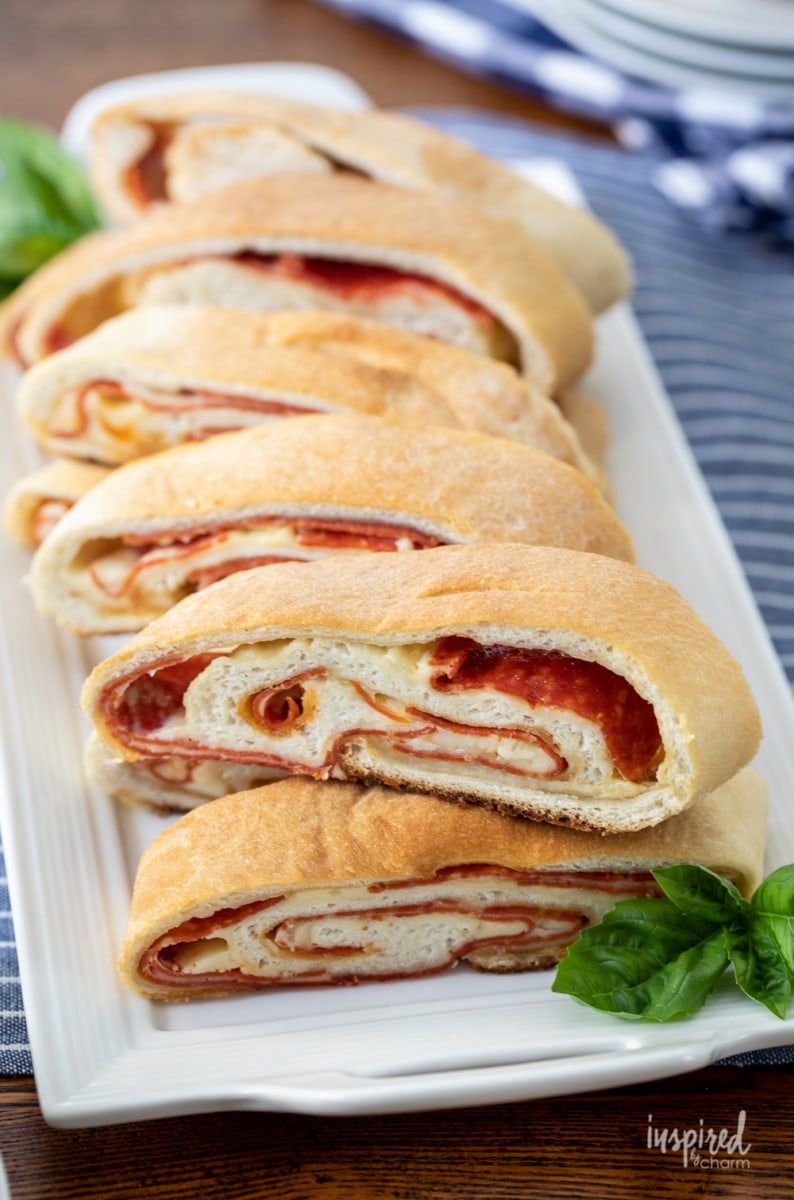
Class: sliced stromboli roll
30,415,633,635
15,307,595,474
89,91,632,313
4,458,111,547
0,173,594,393
82,544,762,833
118,770,768,999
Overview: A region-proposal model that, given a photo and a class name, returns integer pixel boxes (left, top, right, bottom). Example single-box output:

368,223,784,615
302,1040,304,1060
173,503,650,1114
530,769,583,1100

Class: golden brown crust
42,415,631,551
83,544,762,817
90,92,632,312
1,174,594,392
18,307,593,474
118,768,768,995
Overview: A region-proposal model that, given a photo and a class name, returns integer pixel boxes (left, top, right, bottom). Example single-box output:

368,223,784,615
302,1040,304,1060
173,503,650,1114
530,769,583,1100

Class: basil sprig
552,864,794,1020
0,117,100,299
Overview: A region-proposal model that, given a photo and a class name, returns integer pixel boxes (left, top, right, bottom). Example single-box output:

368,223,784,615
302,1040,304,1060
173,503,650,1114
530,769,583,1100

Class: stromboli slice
82,544,762,833
118,770,767,999
0,173,593,393
89,91,631,313
15,307,595,474
30,415,633,634
4,458,111,547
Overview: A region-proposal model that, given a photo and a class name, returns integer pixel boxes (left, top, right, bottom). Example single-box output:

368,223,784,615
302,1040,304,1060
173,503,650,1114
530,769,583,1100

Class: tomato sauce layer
429,637,662,783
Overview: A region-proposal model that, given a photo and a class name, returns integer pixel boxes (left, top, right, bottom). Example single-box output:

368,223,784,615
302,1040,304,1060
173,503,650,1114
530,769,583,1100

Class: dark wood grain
0,2,790,1196
1,1070,792,1199
0,0,611,136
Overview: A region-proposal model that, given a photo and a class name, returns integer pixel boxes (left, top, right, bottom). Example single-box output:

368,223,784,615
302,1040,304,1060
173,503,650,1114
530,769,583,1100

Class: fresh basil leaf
752,864,794,912
726,917,792,1019
636,933,731,1020
0,152,75,227
753,914,794,978
0,220,83,280
750,865,794,974
0,118,99,229
552,898,729,1020
560,896,719,957
0,116,99,293
652,864,749,924
553,863,794,1023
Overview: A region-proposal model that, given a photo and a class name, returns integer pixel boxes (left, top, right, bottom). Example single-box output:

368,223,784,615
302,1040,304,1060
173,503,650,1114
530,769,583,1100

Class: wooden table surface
0,1,792,1196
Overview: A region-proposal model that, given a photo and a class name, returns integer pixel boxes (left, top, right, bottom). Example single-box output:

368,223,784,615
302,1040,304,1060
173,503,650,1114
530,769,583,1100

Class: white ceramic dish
1,66,793,1129
532,0,794,99
591,0,794,49
571,0,794,81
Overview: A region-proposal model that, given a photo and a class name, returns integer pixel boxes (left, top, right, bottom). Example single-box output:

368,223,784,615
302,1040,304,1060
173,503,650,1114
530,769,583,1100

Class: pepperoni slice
429,637,661,783
186,556,302,590
138,895,586,990
116,653,221,734
250,683,306,732
292,520,441,551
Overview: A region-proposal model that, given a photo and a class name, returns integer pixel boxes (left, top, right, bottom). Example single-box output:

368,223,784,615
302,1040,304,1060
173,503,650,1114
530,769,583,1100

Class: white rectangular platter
1,66,793,1128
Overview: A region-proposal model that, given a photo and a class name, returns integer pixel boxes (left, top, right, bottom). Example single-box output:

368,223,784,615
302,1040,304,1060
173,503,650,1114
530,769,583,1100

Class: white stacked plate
510,0,794,99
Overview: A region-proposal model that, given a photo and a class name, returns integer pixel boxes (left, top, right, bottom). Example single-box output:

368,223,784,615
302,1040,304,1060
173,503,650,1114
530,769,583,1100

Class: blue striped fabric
0,870,28,1075
420,112,794,1067
423,110,794,687
314,0,794,241
1,109,792,1075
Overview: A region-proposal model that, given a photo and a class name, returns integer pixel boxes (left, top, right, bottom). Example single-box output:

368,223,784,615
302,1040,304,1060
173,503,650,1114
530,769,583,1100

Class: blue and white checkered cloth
2,108,793,1074
316,0,794,243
